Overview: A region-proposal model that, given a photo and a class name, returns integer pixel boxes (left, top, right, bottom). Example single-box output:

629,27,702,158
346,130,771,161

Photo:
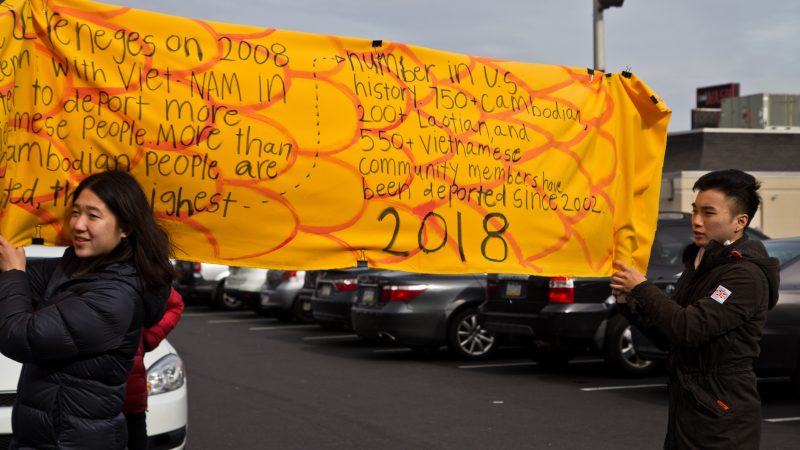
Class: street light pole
593,0,624,72
593,0,605,72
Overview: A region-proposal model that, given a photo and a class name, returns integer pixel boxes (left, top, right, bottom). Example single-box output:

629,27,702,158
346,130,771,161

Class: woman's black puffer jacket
0,247,166,450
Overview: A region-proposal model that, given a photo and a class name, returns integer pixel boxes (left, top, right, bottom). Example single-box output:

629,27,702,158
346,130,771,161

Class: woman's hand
0,235,26,272
610,260,646,296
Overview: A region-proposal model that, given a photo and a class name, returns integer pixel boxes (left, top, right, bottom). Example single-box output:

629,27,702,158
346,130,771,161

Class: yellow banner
0,0,670,276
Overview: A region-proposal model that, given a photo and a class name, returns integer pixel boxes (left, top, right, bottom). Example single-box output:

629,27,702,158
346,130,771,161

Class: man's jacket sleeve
617,301,672,351
627,264,766,347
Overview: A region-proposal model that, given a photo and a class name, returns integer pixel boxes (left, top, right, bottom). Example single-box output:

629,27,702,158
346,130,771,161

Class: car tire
291,296,315,324
446,308,497,360
604,314,659,376
213,280,243,310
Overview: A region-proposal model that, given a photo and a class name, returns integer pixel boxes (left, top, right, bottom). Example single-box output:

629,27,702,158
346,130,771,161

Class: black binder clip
357,250,368,268
371,40,383,48
621,65,633,78
31,225,44,245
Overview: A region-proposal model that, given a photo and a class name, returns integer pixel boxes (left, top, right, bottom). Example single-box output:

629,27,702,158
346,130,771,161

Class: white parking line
184,312,253,318
303,334,360,341
207,318,276,324
582,376,787,393
569,358,605,364
757,376,791,383
459,362,538,370
371,348,411,354
581,383,666,392
249,324,318,331
764,417,800,423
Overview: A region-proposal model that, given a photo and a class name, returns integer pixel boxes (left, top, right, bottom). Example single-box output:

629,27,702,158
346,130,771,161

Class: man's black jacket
621,236,779,450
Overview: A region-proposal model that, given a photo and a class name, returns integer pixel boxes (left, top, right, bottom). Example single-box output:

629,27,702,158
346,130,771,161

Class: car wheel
291,296,315,324
213,281,243,310
604,314,658,376
447,308,497,360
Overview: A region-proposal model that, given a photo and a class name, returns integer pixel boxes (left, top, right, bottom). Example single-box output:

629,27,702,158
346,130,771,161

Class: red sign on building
697,83,740,108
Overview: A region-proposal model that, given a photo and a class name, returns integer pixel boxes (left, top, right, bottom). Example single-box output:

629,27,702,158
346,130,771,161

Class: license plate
505,281,523,297
361,288,376,304
320,284,332,297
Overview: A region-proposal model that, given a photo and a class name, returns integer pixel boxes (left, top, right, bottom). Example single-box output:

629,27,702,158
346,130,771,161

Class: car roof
23,245,67,259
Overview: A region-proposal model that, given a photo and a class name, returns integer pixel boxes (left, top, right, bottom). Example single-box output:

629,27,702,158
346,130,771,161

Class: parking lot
171,307,800,450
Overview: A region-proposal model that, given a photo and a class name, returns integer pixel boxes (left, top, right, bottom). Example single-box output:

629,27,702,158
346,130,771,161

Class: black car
311,268,381,330
351,272,496,360
635,236,800,388
479,212,769,375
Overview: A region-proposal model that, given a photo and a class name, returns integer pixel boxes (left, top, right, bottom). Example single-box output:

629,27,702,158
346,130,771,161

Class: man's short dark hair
693,169,761,228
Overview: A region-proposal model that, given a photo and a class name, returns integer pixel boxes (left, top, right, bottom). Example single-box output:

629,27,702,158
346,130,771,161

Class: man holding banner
611,169,779,449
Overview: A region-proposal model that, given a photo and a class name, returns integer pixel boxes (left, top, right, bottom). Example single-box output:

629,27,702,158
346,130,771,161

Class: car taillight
281,270,297,281
334,278,358,292
548,277,574,303
194,262,202,273
381,285,427,302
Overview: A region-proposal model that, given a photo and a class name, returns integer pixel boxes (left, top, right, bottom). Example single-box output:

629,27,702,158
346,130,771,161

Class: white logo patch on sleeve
711,285,732,304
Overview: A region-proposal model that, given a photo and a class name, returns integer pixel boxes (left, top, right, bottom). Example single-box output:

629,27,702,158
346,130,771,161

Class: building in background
663,86,800,238
720,93,800,130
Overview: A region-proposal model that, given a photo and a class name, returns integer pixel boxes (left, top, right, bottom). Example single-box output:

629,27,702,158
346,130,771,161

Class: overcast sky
110,0,798,133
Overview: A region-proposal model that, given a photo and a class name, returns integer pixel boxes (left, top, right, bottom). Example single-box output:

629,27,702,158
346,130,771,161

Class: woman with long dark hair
0,170,176,449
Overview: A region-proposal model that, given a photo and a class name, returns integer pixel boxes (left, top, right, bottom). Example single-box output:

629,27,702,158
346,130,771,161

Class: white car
224,266,269,311
0,341,187,449
0,245,188,449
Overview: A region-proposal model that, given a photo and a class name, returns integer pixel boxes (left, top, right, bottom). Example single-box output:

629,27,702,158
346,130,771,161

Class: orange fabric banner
0,0,671,275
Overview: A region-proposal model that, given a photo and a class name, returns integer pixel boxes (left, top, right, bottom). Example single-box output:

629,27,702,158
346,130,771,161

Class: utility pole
594,0,624,72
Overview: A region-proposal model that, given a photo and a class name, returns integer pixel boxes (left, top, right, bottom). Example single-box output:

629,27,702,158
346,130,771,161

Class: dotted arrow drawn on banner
273,56,344,199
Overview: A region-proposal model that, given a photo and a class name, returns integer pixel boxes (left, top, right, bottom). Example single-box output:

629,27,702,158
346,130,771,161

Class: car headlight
147,354,185,396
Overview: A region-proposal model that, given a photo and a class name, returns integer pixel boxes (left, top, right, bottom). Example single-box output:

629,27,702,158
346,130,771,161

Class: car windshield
763,240,800,266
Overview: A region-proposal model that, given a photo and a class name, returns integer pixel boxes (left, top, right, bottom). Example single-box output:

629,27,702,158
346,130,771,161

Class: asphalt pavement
169,306,800,450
